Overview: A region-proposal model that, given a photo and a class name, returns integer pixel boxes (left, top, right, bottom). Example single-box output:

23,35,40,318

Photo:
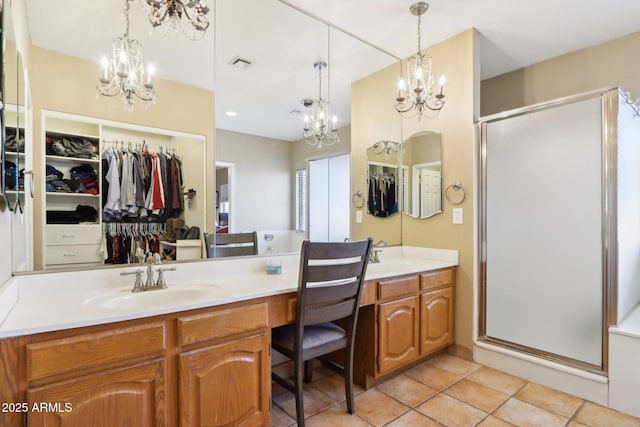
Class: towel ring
352,190,365,208
445,181,466,205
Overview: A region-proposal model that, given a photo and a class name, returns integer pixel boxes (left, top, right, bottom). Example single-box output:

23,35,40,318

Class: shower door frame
477,87,619,374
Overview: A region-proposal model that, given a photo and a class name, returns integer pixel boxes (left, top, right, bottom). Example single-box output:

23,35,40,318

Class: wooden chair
271,238,372,426
203,231,258,258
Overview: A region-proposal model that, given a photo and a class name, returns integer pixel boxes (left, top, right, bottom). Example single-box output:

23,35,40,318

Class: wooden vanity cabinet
377,275,420,373
0,300,272,427
27,359,166,427
355,266,456,387
23,322,168,426
177,303,270,427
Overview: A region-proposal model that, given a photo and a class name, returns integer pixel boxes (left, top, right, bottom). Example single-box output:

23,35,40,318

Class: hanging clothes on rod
368,171,398,217
103,222,166,265
101,140,184,221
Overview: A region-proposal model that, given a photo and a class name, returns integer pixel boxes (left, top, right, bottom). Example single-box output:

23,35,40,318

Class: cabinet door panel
420,287,454,354
180,333,270,427
378,296,419,374
27,359,166,427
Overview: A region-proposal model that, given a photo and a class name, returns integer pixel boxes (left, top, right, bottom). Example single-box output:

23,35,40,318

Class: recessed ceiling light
225,111,238,117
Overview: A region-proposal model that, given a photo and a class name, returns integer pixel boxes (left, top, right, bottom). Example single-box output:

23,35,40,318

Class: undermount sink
83,284,224,311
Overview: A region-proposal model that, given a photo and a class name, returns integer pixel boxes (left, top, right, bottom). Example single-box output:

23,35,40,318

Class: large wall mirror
1,0,25,212
8,0,213,273
7,0,399,273
2,0,33,272
212,0,398,255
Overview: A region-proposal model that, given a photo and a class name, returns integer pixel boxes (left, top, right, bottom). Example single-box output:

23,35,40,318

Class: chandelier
395,2,445,120
97,0,155,111
302,61,339,148
140,0,210,40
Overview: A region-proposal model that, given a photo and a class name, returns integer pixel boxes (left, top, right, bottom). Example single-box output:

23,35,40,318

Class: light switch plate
355,210,363,223
453,208,463,224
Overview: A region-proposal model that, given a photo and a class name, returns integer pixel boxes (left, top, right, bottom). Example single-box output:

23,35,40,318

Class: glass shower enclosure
478,87,640,372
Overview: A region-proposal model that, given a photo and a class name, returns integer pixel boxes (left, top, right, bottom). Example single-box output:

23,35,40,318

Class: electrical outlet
356,210,363,224
453,208,463,224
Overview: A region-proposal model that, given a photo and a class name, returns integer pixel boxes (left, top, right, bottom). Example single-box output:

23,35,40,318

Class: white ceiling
21,0,640,141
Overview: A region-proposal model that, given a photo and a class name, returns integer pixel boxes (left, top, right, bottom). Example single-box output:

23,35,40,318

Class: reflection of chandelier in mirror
372,140,400,158
139,0,210,40
302,61,339,148
395,2,445,120
97,0,155,111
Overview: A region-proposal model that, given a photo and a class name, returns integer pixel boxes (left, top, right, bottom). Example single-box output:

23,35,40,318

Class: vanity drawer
45,243,103,265
46,224,102,245
420,268,454,291
377,275,419,300
177,302,268,346
26,323,166,382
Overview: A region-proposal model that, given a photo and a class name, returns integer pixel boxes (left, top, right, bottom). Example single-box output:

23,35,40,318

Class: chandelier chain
124,0,131,39
417,14,422,58
301,25,339,148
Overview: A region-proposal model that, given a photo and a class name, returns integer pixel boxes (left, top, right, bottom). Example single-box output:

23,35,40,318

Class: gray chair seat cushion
272,322,346,351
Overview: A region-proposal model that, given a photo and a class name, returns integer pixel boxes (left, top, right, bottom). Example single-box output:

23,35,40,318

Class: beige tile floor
271,353,640,427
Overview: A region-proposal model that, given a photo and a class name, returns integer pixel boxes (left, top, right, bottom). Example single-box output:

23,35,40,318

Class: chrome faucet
121,253,176,292
369,240,387,263
144,254,157,288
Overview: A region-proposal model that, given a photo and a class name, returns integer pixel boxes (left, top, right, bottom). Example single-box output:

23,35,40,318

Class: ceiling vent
229,56,252,70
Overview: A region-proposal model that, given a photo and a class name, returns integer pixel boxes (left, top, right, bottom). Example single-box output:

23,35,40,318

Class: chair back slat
306,241,371,260
304,300,356,325
203,232,258,258
304,281,359,306
306,262,365,283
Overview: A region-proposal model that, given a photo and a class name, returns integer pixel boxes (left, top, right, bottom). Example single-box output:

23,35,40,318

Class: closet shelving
39,110,206,270
43,116,102,269
44,133,101,201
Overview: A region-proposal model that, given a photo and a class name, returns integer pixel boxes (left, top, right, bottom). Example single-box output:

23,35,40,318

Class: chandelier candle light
140,0,210,40
395,2,445,120
98,0,155,111
302,61,339,148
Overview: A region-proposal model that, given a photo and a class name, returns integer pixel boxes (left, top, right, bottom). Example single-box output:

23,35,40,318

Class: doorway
215,162,235,232
308,154,350,242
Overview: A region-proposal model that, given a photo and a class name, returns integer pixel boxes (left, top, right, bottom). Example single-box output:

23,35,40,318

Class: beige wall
481,31,640,116
352,29,479,350
215,129,291,232
28,46,215,269
290,125,351,171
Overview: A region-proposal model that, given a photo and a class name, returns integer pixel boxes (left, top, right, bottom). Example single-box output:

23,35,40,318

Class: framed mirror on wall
401,131,443,219
366,140,400,219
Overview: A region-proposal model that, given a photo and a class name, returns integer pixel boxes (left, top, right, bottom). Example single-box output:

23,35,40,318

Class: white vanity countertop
0,246,458,339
